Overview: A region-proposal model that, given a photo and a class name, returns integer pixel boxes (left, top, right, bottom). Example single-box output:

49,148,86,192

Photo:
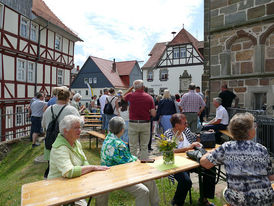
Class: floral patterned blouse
101,132,137,166
207,140,274,206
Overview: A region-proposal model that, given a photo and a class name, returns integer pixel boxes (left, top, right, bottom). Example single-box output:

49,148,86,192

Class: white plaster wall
30,44,37,55
52,67,56,84
4,8,18,34
40,47,46,58
45,86,50,95
40,29,46,46
4,55,14,80
63,37,68,54
64,69,70,86
47,30,54,49
143,65,204,95
5,34,17,48
37,63,43,83
5,83,14,98
45,65,50,84
28,85,34,98
17,84,25,98
20,40,28,51
69,41,74,56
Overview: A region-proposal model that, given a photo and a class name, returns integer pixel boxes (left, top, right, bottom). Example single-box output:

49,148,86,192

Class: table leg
198,167,204,205
96,137,98,148
87,196,92,206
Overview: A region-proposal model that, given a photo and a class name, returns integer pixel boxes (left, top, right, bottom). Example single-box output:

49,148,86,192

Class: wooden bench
85,119,102,123
87,131,106,148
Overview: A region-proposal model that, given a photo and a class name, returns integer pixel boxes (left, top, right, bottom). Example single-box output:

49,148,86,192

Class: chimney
77,65,80,71
112,59,116,72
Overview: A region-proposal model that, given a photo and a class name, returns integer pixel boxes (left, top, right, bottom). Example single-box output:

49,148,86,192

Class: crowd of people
27,80,273,206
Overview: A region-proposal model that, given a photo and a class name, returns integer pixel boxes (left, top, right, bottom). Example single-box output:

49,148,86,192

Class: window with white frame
160,69,168,81
88,78,92,84
84,78,88,83
57,69,63,85
93,77,97,84
30,22,38,42
27,62,35,82
180,47,187,58
173,48,179,59
17,59,26,81
16,106,24,126
147,70,153,81
55,34,62,51
20,16,29,38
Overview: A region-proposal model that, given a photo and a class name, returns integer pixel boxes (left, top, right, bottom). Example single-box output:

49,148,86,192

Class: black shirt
219,90,236,109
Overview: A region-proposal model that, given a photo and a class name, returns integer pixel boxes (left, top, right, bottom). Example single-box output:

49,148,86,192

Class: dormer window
147,70,153,81
20,17,29,38
55,34,62,51
173,48,179,59
180,47,187,58
160,69,168,81
30,23,38,42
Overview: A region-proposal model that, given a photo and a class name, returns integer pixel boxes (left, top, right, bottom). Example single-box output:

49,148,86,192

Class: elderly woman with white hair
48,115,109,205
71,93,86,113
156,89,177,132
99,116,160,206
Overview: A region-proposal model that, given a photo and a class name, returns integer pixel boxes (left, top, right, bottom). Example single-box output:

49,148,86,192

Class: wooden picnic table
21,153,201,206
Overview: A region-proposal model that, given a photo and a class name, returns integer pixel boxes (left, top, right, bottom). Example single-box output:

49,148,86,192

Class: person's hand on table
93,165,110,171
190,142,202,149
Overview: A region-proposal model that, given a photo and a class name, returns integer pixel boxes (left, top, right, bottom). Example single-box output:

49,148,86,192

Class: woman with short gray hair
48,115,109,206
99,116,159,206
71,93,86,113
201,112,274,206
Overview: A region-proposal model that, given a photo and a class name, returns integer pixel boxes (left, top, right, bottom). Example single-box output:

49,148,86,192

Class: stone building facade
204,0,274,114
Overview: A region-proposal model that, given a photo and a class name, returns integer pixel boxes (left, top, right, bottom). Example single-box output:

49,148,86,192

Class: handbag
186,147,207,163
200,131,216,148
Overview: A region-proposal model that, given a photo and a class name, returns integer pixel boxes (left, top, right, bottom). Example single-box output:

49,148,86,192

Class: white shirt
216,105,229,125
177,133,190,149
99,94,108,114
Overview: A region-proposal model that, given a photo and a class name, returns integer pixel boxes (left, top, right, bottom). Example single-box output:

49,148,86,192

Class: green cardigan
47,134,89,179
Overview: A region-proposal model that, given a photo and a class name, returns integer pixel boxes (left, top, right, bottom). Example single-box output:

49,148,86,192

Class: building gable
71,58,113,89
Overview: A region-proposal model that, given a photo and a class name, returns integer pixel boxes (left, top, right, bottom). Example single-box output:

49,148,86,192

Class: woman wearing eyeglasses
201,112,274,206
165,113,216,206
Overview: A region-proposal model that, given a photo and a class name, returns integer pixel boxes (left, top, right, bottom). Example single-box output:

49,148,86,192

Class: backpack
45,105,67,150
103,97,115,114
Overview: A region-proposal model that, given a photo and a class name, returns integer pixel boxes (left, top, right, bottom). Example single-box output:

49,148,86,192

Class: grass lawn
0,139,224,206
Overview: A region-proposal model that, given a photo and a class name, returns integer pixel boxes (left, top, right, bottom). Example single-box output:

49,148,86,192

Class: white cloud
44,0,203,68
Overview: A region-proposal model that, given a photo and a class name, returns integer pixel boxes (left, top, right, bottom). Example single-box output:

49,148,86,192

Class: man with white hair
202,97,229,143
123,80,156,160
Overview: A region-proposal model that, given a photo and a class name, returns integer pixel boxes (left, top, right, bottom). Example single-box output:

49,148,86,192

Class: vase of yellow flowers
156,134,177,165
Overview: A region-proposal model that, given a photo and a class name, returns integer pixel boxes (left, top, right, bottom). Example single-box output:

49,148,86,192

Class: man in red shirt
123,80,156,160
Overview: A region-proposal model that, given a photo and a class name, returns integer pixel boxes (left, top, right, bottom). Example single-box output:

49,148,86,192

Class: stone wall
205,0,274,114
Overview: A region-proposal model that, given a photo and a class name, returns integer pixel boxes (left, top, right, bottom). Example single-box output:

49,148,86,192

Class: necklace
172,129,184,141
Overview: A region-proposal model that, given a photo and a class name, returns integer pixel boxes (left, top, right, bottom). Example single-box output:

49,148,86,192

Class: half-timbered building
70,56,142,108
0,0,81,141
142,28,204,95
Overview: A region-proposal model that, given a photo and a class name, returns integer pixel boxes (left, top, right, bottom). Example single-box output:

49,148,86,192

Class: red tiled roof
197,41,204,49
142,42,167,69
168,28,203,58
90,56,136,88
32,0,81,40
117,61,137,75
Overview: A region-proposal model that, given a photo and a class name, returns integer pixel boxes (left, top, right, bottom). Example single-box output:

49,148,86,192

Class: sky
43,0,204,68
